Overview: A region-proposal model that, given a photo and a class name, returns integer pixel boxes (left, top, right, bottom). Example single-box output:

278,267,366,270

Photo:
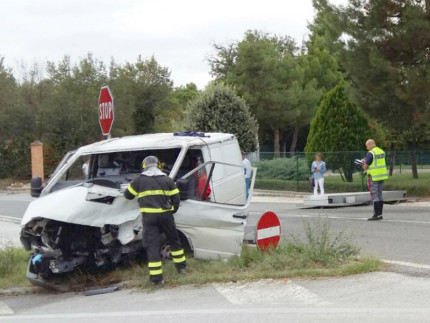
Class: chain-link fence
248,150,430,195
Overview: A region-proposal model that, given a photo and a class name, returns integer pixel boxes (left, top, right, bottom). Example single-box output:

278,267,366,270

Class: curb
254,189,310,199
0,287,35,296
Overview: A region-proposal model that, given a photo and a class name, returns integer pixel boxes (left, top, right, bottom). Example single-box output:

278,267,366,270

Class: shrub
185,83,259,152
255,157,309,181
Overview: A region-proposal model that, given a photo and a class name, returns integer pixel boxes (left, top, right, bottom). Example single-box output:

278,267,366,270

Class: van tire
159,231,193,260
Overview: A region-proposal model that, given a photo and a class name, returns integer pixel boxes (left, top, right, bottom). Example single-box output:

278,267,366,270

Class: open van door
175,161,256,260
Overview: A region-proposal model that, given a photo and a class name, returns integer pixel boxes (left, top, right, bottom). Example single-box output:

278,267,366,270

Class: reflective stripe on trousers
171,249,186,265
148,261,163,277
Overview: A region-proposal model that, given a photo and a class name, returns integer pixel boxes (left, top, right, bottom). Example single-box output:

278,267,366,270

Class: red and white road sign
256,211,281,251
98,86,114,136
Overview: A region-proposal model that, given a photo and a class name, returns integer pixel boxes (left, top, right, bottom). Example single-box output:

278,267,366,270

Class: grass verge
0,220,381,292
0,246,31,289
70,219,380,290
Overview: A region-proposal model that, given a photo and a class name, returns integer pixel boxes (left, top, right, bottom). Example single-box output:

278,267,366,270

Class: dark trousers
368,177,384,215
142,213,186,282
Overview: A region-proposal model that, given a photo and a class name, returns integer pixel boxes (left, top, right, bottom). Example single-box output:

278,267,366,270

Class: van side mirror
30,177,43,198
176,178,191,200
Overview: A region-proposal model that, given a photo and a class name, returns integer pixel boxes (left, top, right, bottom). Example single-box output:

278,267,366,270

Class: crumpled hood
21,185,140,227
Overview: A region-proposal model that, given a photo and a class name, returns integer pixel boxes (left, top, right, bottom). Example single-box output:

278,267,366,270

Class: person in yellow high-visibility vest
361,139,388,221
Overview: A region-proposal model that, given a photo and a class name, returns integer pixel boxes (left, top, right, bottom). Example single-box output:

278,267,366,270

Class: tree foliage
185,83,259,152
209,30,339,156
305,81,371,182
0,53,182,178
313,0,430,177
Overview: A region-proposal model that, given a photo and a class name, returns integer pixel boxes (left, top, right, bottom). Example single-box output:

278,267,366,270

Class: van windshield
50,148,182,192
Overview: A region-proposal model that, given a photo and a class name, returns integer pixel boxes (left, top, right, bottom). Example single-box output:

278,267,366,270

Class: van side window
178,149,211,201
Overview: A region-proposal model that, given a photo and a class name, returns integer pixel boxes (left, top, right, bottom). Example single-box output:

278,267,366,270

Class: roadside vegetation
0,246,31,289
0,219,380,292
255,172,430,197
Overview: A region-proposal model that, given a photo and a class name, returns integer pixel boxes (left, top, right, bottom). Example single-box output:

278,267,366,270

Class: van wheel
159,232,193,260
159,238,172,260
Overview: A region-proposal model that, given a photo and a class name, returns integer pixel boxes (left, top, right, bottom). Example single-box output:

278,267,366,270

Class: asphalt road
1,193,430,322
249,200,430,266
1,193,430,265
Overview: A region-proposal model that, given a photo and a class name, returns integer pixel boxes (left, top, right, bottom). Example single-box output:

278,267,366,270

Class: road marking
0,302,14,315
257,226,280,240
249,212,430,225
213,279,331,306
2,308,430,320
383,259,430,270
0,215,20,224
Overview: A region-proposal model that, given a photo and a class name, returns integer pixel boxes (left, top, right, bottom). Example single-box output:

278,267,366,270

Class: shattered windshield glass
51,148,182,192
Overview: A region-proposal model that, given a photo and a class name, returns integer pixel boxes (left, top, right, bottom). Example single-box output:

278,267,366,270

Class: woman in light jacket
311,153,326,195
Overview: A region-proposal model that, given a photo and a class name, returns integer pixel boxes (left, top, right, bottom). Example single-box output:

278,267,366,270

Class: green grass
69,219,380,290
256,172,430,196
0,246,31,289
0,220,381,292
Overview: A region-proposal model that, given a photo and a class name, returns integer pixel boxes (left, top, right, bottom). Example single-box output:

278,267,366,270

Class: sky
0,0,347,88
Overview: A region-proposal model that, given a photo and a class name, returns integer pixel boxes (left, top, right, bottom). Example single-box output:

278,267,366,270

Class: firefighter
361,139,388,221
124,156,186,286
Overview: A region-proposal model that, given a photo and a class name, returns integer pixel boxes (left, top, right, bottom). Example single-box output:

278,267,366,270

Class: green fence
249,150,430,196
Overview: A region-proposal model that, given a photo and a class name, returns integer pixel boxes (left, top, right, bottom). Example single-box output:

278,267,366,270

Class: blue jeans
245,178,250,199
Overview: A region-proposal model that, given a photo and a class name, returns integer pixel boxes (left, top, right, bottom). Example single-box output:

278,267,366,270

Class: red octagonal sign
98,86,114,136
256,211,281,251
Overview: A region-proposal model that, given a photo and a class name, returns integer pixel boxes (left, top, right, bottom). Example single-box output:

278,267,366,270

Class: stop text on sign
99,102,113,120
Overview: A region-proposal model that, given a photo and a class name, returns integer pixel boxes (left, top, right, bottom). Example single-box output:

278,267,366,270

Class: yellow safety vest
368,147,388,181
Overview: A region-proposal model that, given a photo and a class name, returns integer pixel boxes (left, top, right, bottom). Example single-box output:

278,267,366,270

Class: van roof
77,132,236,154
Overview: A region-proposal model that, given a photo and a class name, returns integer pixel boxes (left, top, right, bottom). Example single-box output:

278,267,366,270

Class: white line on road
0,215,21,224
213,279,331,306
3,308,430,320
0,302,14,315
249,212,430,225
382,259,430,270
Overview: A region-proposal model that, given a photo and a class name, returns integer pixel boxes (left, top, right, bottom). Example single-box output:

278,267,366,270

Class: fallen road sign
256,211,281,251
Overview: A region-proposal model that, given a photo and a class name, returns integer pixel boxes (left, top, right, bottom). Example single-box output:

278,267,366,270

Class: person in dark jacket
124,156,186,286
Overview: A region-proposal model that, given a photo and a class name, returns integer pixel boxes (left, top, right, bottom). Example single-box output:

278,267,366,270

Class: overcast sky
0,0,346,88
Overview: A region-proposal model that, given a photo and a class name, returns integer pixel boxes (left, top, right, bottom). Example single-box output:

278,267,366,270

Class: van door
175,161,256,260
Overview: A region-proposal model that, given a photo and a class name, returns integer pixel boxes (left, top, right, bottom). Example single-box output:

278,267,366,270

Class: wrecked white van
20,132,256,286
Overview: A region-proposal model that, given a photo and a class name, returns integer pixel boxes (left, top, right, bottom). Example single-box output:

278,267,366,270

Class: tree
154,83,199,132
132,56,173,134
209,30,338,156
305,81,371,182
42,54,108,160
0,56,34,178
314,0,430,178
185,83,259,152
210,30,320,156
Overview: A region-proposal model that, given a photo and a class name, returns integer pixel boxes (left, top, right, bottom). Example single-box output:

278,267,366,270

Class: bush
185,83,259,152
290,218,360,266
0,140,31,179
255,157,309,181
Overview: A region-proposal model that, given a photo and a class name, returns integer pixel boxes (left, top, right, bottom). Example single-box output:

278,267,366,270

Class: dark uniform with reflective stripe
124,174,186,283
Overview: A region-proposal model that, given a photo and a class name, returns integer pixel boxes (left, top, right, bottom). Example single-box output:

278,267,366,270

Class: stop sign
98,86,114,136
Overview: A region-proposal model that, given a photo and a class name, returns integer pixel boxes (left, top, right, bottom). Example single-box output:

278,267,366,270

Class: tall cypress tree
305,81,371,182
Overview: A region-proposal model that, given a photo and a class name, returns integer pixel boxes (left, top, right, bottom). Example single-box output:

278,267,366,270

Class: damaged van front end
20,133,256,287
